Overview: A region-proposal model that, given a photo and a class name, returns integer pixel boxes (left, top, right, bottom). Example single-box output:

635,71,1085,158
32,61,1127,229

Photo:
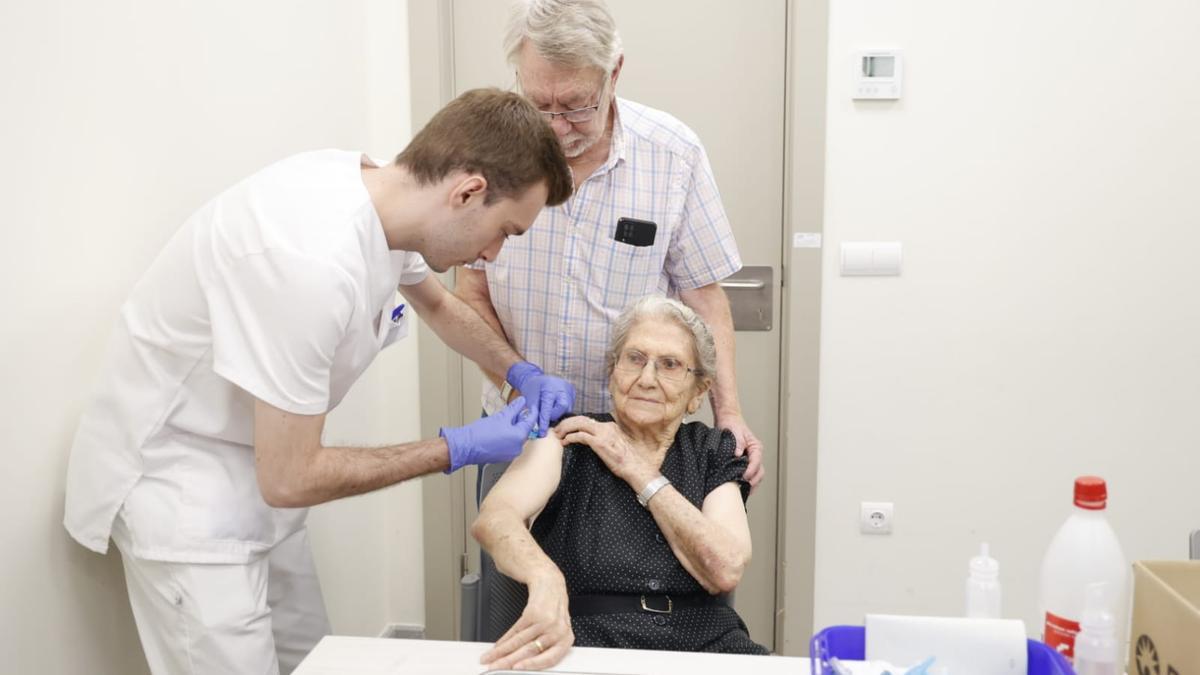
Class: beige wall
813,0,1200,635
0,0,421,671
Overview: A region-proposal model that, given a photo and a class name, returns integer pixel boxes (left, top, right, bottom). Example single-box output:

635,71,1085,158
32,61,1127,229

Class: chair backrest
461,461,528,643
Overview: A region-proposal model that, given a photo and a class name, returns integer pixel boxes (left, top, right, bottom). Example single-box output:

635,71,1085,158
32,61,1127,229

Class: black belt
569,593,726,616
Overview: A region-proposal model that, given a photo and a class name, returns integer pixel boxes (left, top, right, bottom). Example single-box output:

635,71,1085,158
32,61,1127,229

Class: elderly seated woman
472,296,768,671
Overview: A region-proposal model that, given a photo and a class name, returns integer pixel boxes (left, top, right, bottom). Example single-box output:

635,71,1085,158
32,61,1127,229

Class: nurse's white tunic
64,149,427,563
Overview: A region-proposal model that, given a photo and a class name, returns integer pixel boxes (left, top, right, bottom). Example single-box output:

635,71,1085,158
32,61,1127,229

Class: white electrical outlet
860,501,894,534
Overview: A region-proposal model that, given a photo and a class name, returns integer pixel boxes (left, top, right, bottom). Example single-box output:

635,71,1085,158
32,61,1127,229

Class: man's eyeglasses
538,104,601,125
614,350,697,383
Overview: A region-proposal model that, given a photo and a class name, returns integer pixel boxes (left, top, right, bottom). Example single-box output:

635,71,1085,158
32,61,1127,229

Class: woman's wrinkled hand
480,571,574,671
555,416,655,489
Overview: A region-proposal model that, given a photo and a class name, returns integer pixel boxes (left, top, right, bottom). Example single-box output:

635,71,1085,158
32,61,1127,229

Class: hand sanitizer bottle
965,542,1001,618
1074,583,1120,675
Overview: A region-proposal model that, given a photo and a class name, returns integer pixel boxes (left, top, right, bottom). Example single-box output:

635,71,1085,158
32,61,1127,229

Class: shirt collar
592,97,628,179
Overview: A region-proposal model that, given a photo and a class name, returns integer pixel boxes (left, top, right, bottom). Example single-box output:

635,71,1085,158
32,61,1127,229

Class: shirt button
655,533,664,544
653,615,667,626
647,579,661,591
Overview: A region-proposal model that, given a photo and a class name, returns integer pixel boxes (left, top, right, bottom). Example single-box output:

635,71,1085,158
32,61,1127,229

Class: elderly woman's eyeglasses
538,104,600,125
615,350,697,383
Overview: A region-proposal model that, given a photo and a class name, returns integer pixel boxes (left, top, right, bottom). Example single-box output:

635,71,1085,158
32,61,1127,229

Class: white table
294,636,811,675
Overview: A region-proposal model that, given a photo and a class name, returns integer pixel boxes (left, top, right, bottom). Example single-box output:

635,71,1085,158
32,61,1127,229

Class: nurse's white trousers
112,518,331,674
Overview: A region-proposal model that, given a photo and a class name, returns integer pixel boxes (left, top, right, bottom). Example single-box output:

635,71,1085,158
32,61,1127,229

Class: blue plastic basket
809,625,1074,675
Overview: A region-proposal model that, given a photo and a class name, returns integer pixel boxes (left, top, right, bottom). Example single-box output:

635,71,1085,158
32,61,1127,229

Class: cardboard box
1129,561,1200,675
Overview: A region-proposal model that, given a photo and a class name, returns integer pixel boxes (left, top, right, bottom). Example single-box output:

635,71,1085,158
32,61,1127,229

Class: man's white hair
504,0,623,76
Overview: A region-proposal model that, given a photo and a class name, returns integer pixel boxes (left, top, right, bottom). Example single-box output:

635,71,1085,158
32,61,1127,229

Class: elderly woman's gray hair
606,296,717,384
504,0,623,76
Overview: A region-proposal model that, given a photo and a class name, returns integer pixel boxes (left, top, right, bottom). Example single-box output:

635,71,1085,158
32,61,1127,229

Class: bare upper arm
253,398,324,456
398,274,448,316
453,267,491,305
701,482,753,557
677,282,728,311
479,427,565,524
253,398,326,505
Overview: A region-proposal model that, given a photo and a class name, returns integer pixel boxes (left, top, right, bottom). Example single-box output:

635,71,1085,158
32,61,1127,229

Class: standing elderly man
455,0,765,487
63,89,574,675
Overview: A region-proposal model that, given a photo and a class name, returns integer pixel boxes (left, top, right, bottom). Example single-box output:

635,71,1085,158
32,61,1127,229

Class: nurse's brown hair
395,87,573,206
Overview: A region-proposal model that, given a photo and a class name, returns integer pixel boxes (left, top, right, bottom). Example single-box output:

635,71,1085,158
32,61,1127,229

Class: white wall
0,1,421,671
814,0,1200,635
310,0,426,639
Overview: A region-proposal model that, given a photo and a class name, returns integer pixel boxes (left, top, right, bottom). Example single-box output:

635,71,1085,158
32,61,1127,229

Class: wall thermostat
853,50,902,100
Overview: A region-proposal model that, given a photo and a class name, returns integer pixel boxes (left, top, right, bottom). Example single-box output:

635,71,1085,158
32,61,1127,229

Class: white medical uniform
63,150,428,674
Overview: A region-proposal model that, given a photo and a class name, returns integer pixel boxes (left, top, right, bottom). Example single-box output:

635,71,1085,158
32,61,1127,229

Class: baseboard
378,623,426,639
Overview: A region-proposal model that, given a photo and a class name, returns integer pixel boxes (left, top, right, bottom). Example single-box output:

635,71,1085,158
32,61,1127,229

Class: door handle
717,266,773,331
718,279,766,290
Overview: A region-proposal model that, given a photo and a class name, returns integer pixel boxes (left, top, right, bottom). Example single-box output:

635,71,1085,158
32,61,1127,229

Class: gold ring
533,638,545,653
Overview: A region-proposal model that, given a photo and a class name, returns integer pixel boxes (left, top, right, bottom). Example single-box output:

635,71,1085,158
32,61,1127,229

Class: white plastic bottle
1074,583,1121,675
965,542,1001,618
1038,476,1130,665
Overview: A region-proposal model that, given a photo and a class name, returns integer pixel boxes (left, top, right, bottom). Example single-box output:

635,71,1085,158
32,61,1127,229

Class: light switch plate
841,241,902,276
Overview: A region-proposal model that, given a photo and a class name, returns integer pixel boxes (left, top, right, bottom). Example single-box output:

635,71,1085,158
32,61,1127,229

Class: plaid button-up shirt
476,98,742,414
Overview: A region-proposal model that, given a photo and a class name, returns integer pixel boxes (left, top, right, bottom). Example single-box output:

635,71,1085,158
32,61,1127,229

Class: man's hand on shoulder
715,411,765,492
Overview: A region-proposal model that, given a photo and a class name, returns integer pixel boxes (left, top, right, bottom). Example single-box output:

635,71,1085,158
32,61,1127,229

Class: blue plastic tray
809,625,1074,675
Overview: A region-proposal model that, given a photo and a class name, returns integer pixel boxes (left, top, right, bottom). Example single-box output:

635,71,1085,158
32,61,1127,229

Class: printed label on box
1044,611,1080,661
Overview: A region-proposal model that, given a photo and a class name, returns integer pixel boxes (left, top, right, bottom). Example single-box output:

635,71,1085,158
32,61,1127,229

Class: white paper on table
865,614,1026,675
832,660,946,675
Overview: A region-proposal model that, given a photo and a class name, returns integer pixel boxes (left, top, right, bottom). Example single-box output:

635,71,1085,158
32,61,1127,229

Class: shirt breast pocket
380,306,409,349
604,236,667,298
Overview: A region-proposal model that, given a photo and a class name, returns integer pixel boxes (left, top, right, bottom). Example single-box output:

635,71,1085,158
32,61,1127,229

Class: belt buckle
639,594,672,614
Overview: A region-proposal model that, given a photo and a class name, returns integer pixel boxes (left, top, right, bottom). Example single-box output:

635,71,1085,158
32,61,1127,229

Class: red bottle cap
1074,476,1107,510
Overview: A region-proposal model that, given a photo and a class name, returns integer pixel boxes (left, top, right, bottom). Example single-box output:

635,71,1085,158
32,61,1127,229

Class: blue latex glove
439,397,536,473
506,361,575,437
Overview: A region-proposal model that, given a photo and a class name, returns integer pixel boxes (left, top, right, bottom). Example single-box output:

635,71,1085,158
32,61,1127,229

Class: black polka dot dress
532,413,769,655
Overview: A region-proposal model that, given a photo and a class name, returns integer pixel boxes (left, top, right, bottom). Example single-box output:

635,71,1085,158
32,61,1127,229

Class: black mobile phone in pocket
614,217,657,247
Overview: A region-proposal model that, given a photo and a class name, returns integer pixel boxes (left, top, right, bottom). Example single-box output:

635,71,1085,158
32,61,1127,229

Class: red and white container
1037,476,1130,665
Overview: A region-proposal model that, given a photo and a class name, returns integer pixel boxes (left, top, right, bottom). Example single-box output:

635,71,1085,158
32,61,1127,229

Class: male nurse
63,88,575,674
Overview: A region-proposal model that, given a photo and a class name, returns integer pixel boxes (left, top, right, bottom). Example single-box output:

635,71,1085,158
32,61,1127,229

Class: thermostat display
854,50,903,100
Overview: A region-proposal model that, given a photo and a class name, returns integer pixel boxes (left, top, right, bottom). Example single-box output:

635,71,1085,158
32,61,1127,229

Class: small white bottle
1074,583,1120,675
965,542,1002,618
